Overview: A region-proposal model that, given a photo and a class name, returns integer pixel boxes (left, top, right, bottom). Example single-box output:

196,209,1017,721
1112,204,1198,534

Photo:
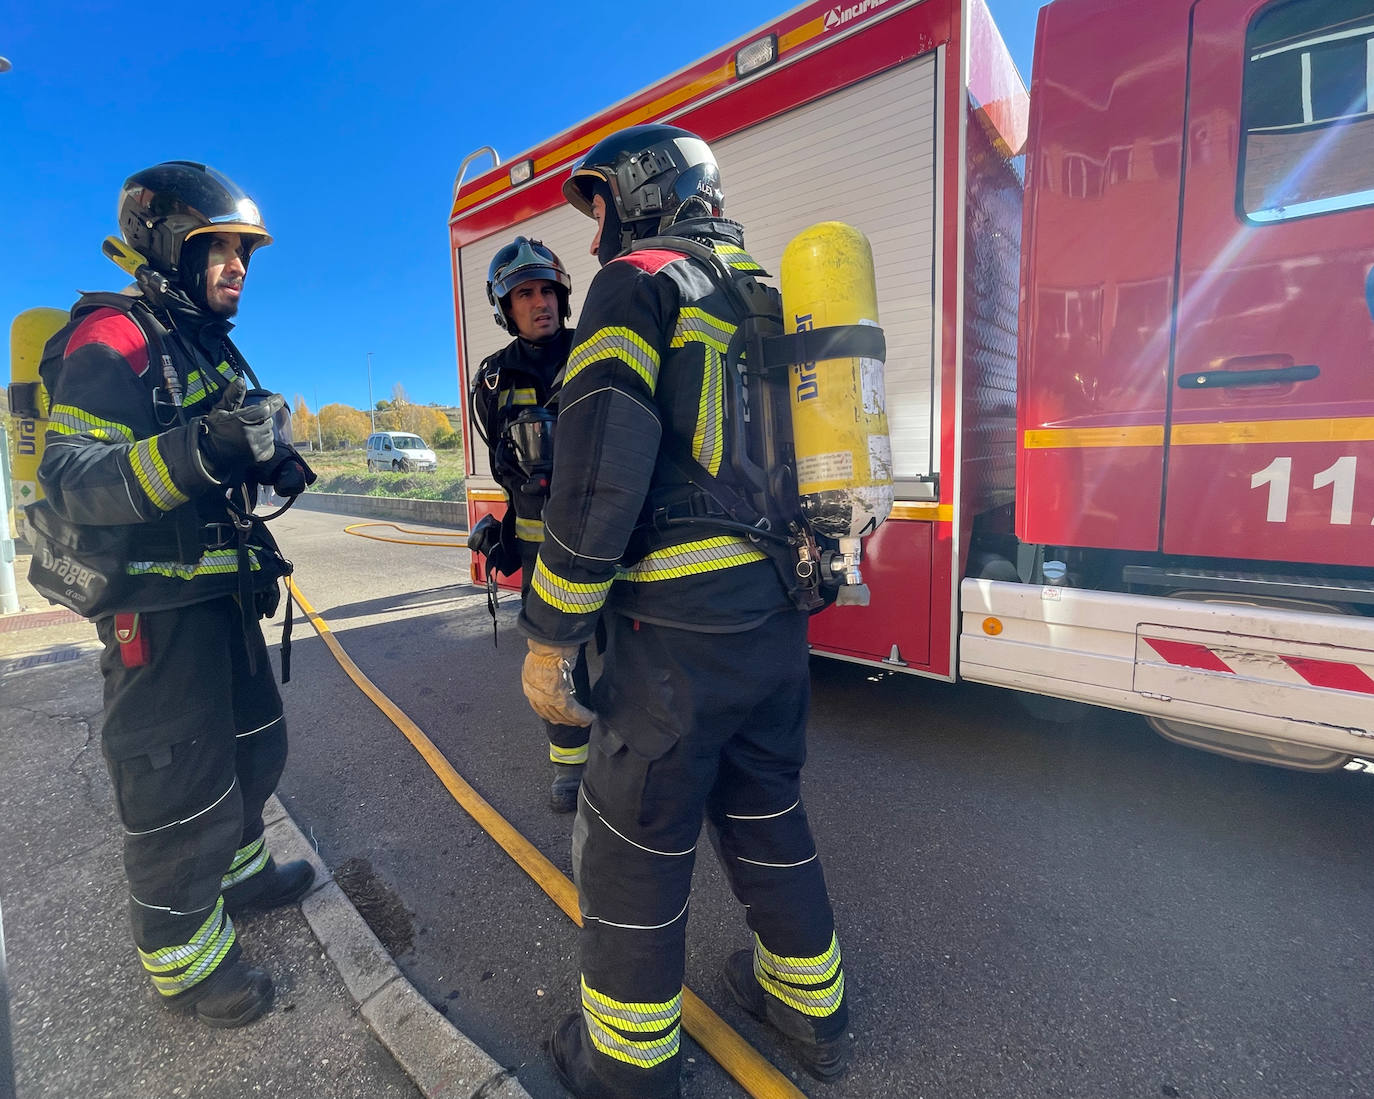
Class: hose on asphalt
342,521,470,547
286,575,809,1099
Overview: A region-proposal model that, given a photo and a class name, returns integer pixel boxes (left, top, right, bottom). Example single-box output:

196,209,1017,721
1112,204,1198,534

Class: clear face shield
245,388,293,446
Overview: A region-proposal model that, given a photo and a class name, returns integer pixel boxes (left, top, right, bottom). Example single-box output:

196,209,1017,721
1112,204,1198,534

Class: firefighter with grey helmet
518,123,851,1097
469,235,591,813
32,160,316,1030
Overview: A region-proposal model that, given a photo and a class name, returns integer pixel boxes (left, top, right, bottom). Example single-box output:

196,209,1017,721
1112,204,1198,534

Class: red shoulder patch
65,308,150,377
612,249,684,275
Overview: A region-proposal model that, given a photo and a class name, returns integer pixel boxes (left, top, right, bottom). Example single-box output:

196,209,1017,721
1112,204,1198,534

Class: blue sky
3,0,1040,415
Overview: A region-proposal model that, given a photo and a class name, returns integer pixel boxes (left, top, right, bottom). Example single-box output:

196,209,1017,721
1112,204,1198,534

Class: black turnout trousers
96,595,286,992
571,609,843,1094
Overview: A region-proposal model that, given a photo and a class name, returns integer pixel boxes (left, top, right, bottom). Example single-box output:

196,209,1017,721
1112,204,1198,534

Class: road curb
264,795,532,1099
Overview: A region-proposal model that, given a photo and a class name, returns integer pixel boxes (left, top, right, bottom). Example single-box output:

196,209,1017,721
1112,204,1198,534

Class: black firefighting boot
549,763,584,814
223,857,316,917
549,1012,682,1099
163,946,273,1028
724,949,849,1081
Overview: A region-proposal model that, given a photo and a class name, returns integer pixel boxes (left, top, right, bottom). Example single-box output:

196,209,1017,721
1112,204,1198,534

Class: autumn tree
317,403,371,448
396,404,451,438
291,395,320,450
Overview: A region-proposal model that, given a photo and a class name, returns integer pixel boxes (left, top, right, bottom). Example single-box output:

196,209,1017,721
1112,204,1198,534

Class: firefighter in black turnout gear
34,162,316,1029
469,237,591,812
519,125,850,1097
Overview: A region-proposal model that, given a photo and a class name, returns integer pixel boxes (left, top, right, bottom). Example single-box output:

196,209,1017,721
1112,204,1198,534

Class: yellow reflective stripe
1025,417,1374,450
138,901,230,972
581,977,682,1065
1023,425,1163,449
220,836,269,889
126,549,263,580
565,327,661,391
621,536,767,582
499,386,539,406
183,369,210,406
714,243,766,273
691,345,725,476
756,932,843,981
581,978,682,1029
754,933,845,1018
670,307,735,355
139,898,237,996
531,557,612,613
515,517,545,542
129,436,189,511
48,405,136,442
550,742,589,765
182,362,238,406
583,1008,680,1068
1171,415,1374,446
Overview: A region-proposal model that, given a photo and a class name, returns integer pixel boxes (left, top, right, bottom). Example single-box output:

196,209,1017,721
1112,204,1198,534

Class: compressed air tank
8,309,65,543
780,222,893,542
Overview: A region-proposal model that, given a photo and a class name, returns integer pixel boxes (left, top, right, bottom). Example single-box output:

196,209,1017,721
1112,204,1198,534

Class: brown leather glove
522,639,595,727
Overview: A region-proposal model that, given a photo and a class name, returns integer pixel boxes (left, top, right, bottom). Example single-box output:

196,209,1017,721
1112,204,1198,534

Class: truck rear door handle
1177,364,1319,389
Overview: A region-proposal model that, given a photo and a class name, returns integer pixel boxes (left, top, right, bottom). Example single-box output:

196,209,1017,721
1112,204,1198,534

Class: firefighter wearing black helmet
34,161,316,1028
518,124,850,1097
469,236,590,812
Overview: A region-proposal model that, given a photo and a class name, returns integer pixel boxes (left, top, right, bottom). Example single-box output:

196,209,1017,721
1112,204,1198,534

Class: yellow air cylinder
780,221,893,543
8,308,66,542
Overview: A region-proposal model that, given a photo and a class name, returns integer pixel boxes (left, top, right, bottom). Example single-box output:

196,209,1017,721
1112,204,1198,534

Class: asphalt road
269,507,1374,1099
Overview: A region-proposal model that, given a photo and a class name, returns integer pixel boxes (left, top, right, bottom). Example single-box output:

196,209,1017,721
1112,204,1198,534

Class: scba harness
20,292,311,680
625,234,886,613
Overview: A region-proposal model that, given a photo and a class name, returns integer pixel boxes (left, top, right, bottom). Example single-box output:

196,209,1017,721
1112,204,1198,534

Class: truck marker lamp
509,159,534,186
735,34,778,77
982,617,1003,636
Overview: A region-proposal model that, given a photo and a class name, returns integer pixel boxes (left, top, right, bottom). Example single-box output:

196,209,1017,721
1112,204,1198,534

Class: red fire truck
447,0,1374,770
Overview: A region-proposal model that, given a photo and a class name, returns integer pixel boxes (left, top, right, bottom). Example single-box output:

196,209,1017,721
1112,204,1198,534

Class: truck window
1241,0,1374,222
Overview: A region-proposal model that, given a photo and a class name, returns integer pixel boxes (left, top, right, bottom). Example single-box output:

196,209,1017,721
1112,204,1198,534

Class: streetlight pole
367,351,376,431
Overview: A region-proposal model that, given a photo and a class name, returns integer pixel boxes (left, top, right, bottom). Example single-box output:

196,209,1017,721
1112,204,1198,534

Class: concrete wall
285,492,468,531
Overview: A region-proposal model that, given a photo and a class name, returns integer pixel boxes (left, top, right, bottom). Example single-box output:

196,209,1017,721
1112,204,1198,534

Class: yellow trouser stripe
581,977,682,1067
130,436,189,511
531,557,611,613
550,742,589,765
755,933,845,1018
48,405,136,442
221,836,269,889
621,536,768,582
565,327,661,391
139,898,237,996
584,1008,680,1068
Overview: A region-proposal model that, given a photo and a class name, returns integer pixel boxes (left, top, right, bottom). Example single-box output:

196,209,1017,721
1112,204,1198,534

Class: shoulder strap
38,293,156,397
219,335,261,390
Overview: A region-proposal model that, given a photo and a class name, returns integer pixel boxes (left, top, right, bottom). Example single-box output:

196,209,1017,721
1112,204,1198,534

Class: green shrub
305,449,465,501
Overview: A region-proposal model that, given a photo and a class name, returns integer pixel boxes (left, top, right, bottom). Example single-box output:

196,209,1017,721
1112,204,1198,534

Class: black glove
255,580,282,619
198,381,286,479
256,442,318,498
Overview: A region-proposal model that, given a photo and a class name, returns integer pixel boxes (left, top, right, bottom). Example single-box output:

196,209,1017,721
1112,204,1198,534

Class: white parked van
366,432,437,473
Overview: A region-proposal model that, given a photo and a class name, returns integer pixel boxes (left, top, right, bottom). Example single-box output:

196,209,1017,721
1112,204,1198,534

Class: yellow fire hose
287,575,808,1099
342,521,471,548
